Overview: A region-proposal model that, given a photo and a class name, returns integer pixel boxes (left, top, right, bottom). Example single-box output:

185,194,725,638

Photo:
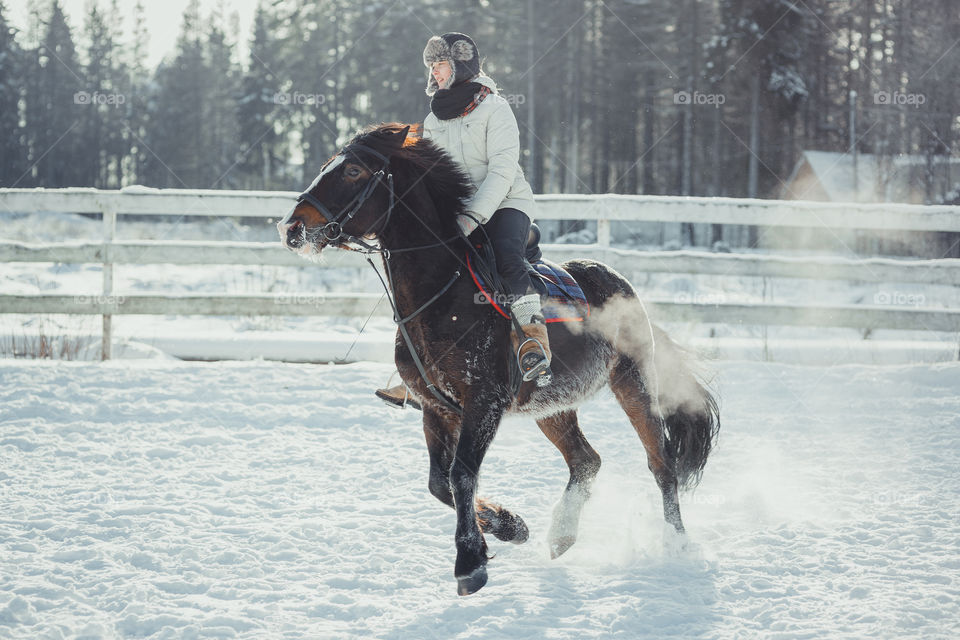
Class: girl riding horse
278,121,720,595
377,32,551,409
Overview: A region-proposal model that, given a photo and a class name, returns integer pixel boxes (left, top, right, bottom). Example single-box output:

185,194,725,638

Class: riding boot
374,382,422,411
510,293,552,385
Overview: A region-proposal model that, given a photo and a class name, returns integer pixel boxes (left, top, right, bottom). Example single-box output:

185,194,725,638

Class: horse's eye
345,166,361,178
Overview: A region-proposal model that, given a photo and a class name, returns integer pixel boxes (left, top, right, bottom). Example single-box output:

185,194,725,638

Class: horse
277,122,720,596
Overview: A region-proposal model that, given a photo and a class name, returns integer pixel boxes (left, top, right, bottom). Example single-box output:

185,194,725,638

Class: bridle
295,142,465,258
296,143,395,253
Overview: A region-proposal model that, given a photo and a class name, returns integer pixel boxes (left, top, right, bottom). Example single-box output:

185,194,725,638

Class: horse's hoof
663,524,690,556
510,517,529,545
456,566,488,596
479,506,529,544
549,535,577,559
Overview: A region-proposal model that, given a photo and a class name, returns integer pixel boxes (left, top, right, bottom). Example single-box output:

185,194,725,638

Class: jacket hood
473,74,499,93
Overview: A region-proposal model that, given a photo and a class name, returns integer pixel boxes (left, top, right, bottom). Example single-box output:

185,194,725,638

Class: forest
2,0,958,205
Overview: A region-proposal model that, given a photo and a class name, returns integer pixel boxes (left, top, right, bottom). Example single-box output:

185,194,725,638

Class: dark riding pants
482,207,532,297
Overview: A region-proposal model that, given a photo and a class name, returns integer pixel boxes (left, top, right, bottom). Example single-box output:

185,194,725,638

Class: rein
368,254,464,416
297,142,524,416
296,143,465,414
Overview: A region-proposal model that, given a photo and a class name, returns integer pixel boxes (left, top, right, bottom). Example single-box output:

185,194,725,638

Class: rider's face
431,61,453,89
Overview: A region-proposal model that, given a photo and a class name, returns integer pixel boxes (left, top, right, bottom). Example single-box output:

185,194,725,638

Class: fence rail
3,240,960,285
1,188,958,359
2,293,958,333
4,187,960,231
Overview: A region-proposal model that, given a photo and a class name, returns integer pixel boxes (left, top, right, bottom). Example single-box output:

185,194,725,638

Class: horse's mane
349,122,473,218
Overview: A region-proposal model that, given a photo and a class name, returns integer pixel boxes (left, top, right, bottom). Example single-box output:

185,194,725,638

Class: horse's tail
559,258,719,490
652,326,720,490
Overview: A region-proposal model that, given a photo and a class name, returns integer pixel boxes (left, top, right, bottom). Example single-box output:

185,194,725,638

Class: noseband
296,143,395,252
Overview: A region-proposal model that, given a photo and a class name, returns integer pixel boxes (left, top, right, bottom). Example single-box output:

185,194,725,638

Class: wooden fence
1,187,958,359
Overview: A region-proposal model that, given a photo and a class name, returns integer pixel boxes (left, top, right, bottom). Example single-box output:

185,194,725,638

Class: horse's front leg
450,393,508,596
424,407,529,546
423,407,458,508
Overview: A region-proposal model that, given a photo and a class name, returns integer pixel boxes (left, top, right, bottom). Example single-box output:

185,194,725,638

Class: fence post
101,198,117,360
596,217,611,265
597,218,611,247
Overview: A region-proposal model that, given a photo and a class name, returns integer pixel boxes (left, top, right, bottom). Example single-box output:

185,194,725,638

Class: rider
376,32,551,409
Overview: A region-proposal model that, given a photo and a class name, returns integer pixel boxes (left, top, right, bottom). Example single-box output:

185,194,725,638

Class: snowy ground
1,358,958,639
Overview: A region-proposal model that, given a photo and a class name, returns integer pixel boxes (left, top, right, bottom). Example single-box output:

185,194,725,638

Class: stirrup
517,337,552,384
374,372,422,411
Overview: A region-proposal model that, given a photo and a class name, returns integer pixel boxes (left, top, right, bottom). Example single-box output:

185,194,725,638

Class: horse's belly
510,344,615,419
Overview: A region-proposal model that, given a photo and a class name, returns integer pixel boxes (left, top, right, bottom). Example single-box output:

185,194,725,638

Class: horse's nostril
287,221,305,248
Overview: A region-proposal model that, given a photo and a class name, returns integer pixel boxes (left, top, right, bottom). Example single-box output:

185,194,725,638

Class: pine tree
297,0,352,178
0,0,24,185
203,1,241,187
236,1,282,189
31,0,84,186
123,0,149,184
714,0,816,199
143,0,208,187
102,0,128,187
79,2,113,187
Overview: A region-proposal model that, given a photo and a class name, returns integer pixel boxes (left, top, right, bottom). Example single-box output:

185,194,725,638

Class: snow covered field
2,358,958,639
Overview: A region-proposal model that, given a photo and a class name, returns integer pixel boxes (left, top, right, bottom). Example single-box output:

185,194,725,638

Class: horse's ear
387,124,411,149
402,123,422,147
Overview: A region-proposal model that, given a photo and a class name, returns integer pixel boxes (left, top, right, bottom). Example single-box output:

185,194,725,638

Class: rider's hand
457,213,480,237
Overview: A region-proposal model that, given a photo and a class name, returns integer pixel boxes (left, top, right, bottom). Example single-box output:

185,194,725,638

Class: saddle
466,224,590,323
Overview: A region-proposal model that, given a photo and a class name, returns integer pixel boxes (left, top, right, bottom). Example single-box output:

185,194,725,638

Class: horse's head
278,124,412,256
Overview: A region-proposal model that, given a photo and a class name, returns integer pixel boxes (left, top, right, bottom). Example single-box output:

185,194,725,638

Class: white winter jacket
422,74,537,222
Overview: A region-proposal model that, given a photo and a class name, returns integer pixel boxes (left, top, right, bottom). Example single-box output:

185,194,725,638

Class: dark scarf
430,81,489,120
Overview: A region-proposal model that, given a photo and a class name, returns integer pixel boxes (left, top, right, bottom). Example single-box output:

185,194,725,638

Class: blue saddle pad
466,253,590,323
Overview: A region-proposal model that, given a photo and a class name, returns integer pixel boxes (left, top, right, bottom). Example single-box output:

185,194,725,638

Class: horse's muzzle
278,219,306,250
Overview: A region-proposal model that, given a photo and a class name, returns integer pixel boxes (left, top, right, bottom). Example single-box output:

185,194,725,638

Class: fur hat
422,33,481,96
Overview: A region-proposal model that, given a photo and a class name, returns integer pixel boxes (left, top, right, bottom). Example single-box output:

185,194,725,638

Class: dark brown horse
278,123,719,595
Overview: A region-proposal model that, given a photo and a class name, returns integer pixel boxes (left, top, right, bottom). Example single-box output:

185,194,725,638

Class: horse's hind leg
609,357,685,534
422,408,528,544
537,410,602,559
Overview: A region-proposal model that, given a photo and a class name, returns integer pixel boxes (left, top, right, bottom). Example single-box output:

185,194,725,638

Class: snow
2,200,959,634
1,358,958,638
